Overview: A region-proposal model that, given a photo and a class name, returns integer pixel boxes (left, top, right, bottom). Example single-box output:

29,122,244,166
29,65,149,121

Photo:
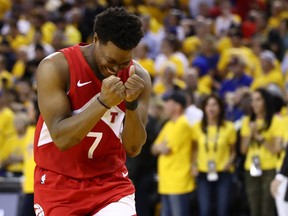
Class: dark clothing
219,74,253,98
279,146,288,201
197,172,233,216
244,170,276,216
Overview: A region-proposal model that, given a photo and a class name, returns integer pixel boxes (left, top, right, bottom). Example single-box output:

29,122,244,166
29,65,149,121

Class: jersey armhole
60,49,76,96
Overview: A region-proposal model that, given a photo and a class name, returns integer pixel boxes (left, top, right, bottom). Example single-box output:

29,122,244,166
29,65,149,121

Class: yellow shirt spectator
11,60,25,79
217,46,254,77
241,115,282,170
6,34,29,51
192,121,236,172
27,21,57,45
250,68,284,90
0,0,11,19
154,115,195,194
137,58,155,78
22,126,36,193
65,24,82,45
0,107,16,165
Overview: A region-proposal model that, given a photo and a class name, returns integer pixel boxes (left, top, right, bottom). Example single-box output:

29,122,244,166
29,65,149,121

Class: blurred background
0,0,288,215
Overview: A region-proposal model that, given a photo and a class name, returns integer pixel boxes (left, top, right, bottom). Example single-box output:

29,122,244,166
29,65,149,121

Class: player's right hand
99,75,125,107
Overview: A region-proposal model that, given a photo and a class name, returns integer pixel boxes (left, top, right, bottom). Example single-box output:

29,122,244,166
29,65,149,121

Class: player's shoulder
37,52,69,83
38,52,68,72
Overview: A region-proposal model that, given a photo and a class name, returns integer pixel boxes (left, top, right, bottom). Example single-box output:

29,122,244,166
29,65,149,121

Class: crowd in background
1,0,288,215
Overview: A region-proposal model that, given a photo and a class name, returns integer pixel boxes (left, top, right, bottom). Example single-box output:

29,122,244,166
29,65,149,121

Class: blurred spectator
11,47,28,79
154,35,188,78
191,93,236,216
25,29,54,61
134,42,156,80
140,14,161,60
183,17,210,61
151,90,195,216
15,111,36,216
26,11,56,45
184,88,203,126
217,27,255,79
251,50,284,90
163,9,185,41
54,16,82,46
0,90,17,176
270,107,288,216
192,35,219,94
152,62,186,97
0,54,13,90
219,56,253,99
51,30,67,51
188,0,214,18
214,0,241,38
240,88,282,216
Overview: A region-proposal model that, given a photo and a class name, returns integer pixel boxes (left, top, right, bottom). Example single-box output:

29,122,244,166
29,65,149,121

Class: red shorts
34,166,135,216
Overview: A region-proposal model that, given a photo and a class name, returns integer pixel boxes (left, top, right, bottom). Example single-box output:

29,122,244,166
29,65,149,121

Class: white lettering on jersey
122,171,129,177
40,174,46,184
34,203,45,216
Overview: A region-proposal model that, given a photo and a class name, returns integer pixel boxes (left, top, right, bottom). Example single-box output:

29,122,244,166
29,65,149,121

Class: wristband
125,99,138,110
97,97,110,109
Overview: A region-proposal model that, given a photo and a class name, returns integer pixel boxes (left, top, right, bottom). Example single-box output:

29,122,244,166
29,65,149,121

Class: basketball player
33,7,151,216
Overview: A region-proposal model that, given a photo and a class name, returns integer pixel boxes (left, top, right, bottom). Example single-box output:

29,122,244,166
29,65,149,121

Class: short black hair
93,7,144,50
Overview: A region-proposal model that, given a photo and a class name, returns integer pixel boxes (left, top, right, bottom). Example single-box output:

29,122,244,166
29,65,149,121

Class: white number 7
87,132,103,159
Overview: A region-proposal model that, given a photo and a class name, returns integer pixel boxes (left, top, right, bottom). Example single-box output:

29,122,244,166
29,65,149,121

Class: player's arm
122,61,152,157
37,53,124,151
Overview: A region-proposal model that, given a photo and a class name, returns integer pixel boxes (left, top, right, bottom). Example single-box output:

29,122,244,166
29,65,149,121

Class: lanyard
204,127,220,152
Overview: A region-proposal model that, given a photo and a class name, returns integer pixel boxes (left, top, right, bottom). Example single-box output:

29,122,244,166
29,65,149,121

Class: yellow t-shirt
241,115,282,171
27,22,57,45
11,60,25,79
6,34,29,51
0,107,16,163
275,115,288,171
182,36,201,57
22,126,36,193
0,0,11,19
137,58,155,78
192,121,236,172
152,78,186,96
250,68,284,90
217,46,254,77
155,115,195,194
65,24,82,45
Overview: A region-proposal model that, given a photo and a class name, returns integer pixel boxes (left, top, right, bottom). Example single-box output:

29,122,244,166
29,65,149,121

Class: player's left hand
124,65,145,102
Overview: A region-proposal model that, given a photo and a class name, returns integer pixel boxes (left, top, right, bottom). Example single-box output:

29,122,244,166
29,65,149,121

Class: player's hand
124,65,144,102
100,75,125,107
157,141,171,155
270,178,282,198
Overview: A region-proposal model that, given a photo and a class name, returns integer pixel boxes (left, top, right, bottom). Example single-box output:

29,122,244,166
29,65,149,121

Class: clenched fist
99,75,125,107
124,65,144,102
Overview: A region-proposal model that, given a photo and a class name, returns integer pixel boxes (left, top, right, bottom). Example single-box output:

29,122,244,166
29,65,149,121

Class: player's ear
93,33,98,44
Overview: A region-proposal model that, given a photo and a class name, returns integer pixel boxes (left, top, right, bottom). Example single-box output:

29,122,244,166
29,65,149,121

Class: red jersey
34,44,132,180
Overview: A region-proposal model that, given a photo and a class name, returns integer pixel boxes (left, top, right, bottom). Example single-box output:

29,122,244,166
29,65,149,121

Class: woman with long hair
241,88,283,216
191,93,236,216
